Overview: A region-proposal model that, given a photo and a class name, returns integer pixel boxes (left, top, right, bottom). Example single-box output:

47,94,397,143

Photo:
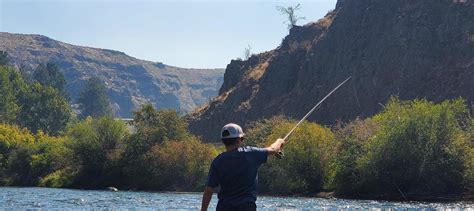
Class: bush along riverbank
245,97,473,201
0,67,472,202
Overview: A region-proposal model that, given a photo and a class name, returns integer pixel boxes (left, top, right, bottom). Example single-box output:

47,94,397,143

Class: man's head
221,123,245,146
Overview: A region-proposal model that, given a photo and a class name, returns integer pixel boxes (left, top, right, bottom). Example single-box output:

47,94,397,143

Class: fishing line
276,76,352,159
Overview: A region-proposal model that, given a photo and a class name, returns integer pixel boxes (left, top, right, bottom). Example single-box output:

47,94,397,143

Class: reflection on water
0,187,471,210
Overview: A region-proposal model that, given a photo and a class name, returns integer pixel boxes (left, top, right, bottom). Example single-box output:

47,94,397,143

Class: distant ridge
0,32,225,117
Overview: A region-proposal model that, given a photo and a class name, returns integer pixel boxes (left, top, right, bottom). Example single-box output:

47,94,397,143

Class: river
0,187,471,210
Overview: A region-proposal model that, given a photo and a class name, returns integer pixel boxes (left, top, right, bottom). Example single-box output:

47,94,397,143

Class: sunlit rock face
188,0,474,142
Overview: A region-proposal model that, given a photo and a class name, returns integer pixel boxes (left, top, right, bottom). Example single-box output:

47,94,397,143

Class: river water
0,187,471,210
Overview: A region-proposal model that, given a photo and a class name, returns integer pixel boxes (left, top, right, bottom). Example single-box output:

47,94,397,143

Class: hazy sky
1,0,337,68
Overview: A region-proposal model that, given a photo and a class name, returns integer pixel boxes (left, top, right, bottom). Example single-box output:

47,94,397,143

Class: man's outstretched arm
201,186,214,211
266,138,285,155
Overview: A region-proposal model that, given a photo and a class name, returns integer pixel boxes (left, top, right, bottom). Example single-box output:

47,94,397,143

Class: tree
33,63,68,98
0,66,20,123
122,104,195,189
244,44,252,60
17,83,71,135
0,51,9,66
77,77,112,119
0,66,71,133
66,117,130,188
276,3,306,29
131,104,191,147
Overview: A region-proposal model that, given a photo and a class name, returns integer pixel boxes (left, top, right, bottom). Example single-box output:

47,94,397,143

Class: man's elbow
203,186,214,194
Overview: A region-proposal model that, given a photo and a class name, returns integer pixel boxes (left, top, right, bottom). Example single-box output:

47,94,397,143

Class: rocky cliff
188,0,474,142
0,32,224,117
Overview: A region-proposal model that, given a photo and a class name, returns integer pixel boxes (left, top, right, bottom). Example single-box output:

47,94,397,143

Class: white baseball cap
221,123,245,139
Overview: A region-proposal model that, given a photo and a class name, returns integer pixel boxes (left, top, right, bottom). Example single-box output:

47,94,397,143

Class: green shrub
332,118,378,195
335,98,472,197
66,116,130,187
144,139,218,191
463,117,473,193
246,116,338,194
38,169,75,188
0,124,35,185
0,124,68,186
122,104,195,189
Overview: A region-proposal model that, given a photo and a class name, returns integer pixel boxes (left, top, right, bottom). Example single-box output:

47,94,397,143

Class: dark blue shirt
206,146,268,208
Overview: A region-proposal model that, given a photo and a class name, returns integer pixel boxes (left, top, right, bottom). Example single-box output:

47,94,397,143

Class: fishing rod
276,76,352,159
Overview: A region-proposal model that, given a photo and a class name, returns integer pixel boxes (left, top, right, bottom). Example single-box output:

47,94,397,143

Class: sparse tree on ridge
276,3,306,29
244,45,253,60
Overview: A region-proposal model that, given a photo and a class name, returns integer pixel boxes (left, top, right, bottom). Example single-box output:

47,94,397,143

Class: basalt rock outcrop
188,0,474,142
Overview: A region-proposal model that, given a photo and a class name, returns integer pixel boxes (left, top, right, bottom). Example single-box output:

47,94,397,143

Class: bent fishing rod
276,76,352,159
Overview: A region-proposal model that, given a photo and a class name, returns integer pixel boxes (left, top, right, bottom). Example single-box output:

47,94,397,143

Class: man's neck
225,144,239,152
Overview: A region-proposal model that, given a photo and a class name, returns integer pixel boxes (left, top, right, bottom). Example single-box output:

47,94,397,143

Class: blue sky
1,0,337,68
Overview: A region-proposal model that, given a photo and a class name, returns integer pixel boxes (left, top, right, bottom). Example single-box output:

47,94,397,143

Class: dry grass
246,61,269,81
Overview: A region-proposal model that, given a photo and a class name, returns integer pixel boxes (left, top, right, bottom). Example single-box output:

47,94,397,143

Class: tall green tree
0,66,20,123
0,51,9,66
131,104,190,149
77,77,112,119
33,63,68,98
17,83,71,135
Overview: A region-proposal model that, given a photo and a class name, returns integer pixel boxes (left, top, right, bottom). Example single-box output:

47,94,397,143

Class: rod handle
274,138,286,159
275,150,284,159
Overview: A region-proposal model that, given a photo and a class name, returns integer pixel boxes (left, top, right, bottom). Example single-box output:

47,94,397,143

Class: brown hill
0,32,224,117
188,0,474,142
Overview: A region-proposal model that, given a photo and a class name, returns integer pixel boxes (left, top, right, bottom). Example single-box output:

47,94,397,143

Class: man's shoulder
212,152,225,163
212,147,268,164
212,151,233,164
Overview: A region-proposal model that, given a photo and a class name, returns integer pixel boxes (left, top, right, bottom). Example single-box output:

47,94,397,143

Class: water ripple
0,187,472,210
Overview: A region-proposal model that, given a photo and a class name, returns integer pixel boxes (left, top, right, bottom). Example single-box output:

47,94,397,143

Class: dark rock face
188,0,474,142
336,0,346,9
0,33,224,117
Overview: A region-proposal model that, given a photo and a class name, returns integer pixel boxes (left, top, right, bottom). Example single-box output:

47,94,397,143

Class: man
201,123,285,211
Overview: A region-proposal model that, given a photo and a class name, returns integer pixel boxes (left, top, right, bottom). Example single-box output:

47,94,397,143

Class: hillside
0,32,224,117
188,0,474,142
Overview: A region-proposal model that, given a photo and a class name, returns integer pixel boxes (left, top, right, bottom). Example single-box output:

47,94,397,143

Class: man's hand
201,186,214,211
266,138,285,155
